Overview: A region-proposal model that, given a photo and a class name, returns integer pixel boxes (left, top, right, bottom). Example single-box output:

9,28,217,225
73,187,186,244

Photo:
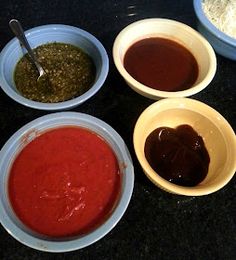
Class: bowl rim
0,24,109,110
133,97,236,196
0,112,134,252
113,18,217,99
193,0,236,47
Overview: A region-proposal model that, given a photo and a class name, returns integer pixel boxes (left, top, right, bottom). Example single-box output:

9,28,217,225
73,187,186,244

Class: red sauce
124,37,199,91
8,127,121,237
144,125,210,187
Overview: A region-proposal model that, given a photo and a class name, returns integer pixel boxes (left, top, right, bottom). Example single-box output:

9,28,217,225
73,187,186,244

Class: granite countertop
0,0,235,259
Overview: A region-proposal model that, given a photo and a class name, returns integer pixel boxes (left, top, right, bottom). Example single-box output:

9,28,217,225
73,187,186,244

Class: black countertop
0,1,235,259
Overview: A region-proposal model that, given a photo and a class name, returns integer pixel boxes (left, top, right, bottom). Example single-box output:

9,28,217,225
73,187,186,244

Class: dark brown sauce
144,125,210,187
124,37,198,92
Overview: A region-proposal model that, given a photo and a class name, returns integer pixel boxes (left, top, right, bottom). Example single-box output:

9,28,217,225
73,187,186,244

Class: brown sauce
144,125,210,187
124,37,198,92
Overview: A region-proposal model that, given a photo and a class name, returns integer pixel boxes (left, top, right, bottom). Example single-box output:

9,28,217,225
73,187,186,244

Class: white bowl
0,24,109,110
0,112,134,252
113,18,217,99
133,98,236,196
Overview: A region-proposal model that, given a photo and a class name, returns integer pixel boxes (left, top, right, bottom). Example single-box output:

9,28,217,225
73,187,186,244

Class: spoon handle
9,19,44,76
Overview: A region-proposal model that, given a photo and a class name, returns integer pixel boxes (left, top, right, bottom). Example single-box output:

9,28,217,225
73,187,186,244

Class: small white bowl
133,98,236,196
0,24,109,110
0,112,134,252
113,18,217,99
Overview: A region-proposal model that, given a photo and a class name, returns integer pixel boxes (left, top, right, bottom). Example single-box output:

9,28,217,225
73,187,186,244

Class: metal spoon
9,19,48,84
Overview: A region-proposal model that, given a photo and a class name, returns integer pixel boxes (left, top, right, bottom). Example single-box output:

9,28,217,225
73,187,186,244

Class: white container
133,98,236,196
113,18,217,99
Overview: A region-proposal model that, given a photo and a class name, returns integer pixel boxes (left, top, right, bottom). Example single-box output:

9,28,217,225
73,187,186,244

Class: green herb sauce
14,42,96,103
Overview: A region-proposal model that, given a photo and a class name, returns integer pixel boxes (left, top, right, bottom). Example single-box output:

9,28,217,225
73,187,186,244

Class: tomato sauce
8,127,121,237
124,37,198,92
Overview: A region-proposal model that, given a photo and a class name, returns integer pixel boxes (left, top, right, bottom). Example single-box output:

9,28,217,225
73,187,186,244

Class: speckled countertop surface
0,0,235,259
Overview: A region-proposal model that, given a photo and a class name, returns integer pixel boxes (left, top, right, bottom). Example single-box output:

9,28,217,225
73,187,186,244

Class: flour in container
202,0,236,39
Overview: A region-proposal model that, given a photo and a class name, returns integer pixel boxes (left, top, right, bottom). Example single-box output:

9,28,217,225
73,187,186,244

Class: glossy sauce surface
124,37,198,91
144,125,210,186
8,127,121,237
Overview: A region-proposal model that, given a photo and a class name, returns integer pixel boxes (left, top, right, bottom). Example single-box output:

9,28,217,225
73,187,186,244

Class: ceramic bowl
193,0,236,61
133,98,236,196
113,18,217,99
0,112,134,252
0,24,109,110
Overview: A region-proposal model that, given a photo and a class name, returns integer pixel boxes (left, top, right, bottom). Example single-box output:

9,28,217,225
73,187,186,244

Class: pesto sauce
14,42,96,103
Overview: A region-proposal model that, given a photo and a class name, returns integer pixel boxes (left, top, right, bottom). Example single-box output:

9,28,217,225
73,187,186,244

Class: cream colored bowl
113,18,217,99
133,98,236,196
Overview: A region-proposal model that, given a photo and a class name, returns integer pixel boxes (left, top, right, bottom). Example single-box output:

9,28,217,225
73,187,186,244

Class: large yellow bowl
113,18,217,99
133,98,236,196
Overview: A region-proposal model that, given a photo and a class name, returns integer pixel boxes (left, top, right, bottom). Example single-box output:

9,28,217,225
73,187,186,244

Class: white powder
202,0,236,39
